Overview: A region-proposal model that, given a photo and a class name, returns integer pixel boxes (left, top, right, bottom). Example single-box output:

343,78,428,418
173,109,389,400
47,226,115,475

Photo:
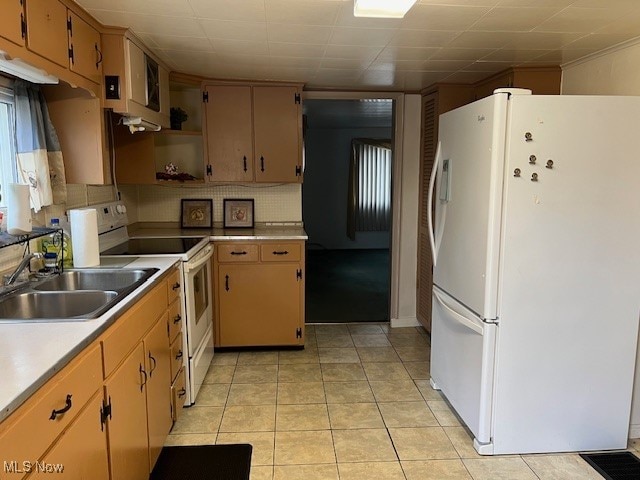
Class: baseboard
629,425,640,439
390,317,420,328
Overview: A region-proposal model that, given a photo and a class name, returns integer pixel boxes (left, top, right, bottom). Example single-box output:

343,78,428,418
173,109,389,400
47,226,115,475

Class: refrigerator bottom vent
579,452,640,480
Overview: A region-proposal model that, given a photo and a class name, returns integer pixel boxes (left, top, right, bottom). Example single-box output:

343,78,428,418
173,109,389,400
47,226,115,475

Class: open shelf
0,227,59,249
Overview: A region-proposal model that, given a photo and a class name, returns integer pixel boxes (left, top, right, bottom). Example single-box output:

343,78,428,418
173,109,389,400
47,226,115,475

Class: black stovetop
102,237,204,255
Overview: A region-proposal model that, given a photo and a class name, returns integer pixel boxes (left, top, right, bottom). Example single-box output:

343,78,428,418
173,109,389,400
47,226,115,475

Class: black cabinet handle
272,251,289,256
178,388,186,398
225,274,230,291
49,394,72,420
260,156,265,172
139,364,148,392
95,43,103,69
148,351,157,376
175,350,183,360
173,314,182,324
172,282,181,291
230,251,247,256
243,155,247,172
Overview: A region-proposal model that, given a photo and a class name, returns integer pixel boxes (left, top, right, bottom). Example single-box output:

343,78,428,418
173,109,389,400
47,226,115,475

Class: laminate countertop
127,223,308,241
0,256,180,423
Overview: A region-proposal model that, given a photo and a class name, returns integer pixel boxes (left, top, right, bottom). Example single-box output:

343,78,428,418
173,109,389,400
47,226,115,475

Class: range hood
121,116,161,133
0,53,59,84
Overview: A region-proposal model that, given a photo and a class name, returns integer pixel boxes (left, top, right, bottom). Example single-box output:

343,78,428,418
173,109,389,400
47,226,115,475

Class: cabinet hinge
294,93,301,104
295,166,302,176
100,396,112,431
203,91,209,103
296,269,302,280
68,46,74,64
20,14,26,39
67,17,73,35
296,327,302,339
206,164,212,177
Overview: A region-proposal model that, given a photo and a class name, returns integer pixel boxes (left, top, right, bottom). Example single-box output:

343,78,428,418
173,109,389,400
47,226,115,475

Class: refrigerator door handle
428,141,442,265
433,289,483,334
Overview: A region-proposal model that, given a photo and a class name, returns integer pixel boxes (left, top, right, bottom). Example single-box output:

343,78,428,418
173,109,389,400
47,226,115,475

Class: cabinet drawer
170,332,184,382
101,281,167,378
171,367,187,422
167,267,182,305
217,244,259,263
0,345,102,479
260,243,301,262
167,298,182,344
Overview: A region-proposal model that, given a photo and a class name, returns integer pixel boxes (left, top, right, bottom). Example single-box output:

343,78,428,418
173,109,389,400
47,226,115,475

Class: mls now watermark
4,460,64,474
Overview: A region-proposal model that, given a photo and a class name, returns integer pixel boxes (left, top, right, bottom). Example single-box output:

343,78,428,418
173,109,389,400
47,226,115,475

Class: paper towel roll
7,183,32,235
70,209,100,267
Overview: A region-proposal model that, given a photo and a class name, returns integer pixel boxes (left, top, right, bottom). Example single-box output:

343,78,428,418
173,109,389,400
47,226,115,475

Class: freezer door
430,287,496,445
433,93,508,320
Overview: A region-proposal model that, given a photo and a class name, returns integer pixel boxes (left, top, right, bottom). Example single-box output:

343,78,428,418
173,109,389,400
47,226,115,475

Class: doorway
302,98,394,323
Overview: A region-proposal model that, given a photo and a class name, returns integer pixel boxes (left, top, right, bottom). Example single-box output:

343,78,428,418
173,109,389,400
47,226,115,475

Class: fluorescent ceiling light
353,0,417,18
0,53,58,84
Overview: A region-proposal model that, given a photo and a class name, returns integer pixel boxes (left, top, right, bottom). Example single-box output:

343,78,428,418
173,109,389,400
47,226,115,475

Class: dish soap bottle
58,216,73,268
40,218,62,270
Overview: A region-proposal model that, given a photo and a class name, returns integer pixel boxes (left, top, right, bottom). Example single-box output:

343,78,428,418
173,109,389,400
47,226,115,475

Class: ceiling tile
481,49,549,61
389,29,459,48
430,47,497,61
469,7,562,32
446,31,520,49
402,5,493,30
268,43,327,58
422,60,474,71
563,33,638,50
267,24,334,44
146,35,214,52
529,49,596,64
443,70,496,83
86,0,194,16
329,27,397,47
500,32,584,50
88,10,205,37
265,0,342,26
464,60,514,72
534,7,630,33
320,58,374,69
369,59,429,71
418,0,499,5
198,19,267,42
496,0,573,6
597,8,640,34
210,39,269,55
377,46,440,61
324,45,383,62
188,0,266,22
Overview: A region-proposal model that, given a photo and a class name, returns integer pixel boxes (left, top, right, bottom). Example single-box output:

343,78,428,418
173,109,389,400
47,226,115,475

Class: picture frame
223,199,254,229
181,199,213,229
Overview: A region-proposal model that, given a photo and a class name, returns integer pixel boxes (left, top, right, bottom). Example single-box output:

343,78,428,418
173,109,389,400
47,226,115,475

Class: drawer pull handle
230,251,247,256
49,394,73,420
149,352,157,376
140,364,148,392
173,314,182,324
175,350,183,360
172,282,181,291
178,388,186,398
272,250,289,255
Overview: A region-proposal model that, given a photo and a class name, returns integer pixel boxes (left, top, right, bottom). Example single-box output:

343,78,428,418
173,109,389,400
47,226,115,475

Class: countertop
127,222,308,241
0,256,180,423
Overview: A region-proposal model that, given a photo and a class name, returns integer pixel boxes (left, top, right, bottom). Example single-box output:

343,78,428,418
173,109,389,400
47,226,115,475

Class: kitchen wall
561,38,640,438
303,126,392,250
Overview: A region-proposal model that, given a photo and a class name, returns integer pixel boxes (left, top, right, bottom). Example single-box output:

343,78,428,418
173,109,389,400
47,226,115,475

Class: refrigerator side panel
492,95,640,454
433,94,507,319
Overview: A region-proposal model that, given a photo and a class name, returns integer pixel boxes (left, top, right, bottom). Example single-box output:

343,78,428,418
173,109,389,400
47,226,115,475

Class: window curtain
347,138,392,241
13,80,66,212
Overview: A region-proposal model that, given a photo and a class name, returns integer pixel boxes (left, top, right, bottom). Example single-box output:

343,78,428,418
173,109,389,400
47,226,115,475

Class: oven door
184,244,214,357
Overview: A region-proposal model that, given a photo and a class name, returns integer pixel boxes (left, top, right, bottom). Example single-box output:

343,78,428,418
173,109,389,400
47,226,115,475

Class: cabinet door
25,0,69,68
205,85,253,182
253,86,301,183
105,343,150,480
126,39,147,107
0,0,25,46
218,263,301,346
31,392,109,480
67,11,102,84
144,313,173,471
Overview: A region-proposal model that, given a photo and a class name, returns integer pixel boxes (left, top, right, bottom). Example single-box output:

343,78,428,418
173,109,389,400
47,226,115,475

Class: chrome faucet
6,252,43,285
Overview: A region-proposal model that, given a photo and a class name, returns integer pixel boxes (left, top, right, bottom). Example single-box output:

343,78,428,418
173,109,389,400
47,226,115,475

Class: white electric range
82,201,214,406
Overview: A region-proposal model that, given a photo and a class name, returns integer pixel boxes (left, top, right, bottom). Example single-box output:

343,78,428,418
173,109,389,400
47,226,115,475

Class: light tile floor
166,323,639,480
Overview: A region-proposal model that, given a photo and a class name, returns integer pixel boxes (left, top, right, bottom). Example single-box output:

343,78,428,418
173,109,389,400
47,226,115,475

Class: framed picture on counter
223,199,254,228
181,199,213,228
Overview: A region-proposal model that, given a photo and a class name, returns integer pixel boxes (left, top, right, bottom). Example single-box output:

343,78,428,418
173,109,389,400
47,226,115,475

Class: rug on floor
150,444,252,480
580,451,640,480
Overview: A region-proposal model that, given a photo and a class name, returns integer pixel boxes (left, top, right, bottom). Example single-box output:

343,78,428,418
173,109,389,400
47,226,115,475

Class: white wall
562,40,640,438
303,126,392,250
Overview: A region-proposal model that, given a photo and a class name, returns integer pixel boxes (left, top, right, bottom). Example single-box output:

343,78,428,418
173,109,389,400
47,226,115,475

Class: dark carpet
580,451,640,480
306,249,390,323
150,444,252,480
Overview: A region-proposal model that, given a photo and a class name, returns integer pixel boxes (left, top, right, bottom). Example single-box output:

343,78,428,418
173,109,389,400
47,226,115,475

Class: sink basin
33,268,157,292
0,291,118,320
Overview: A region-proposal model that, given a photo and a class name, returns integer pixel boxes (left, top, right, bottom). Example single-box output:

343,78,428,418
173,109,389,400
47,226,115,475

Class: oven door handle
185,245,213,273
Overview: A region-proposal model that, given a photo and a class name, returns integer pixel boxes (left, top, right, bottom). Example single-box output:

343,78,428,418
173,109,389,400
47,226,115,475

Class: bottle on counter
58,216,73,268
40,218,73,269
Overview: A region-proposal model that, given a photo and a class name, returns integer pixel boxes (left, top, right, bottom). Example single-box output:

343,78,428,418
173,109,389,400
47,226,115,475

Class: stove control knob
116,205,126,214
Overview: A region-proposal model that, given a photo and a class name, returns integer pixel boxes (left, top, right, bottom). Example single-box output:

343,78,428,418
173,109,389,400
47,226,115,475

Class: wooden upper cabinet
67,11,102,84
254,86,301,183
0,0,26,46
204,85,254,182
473,66,562,100
25,0,69,68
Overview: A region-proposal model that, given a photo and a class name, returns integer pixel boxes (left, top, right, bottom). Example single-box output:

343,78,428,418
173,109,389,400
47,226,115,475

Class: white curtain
13,80,66,212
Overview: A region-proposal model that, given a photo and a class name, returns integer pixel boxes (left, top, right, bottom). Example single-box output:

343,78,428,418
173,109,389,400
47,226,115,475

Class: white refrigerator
429,88,640,455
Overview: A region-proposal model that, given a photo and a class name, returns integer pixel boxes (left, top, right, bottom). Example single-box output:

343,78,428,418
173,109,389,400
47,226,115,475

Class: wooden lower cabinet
215,241,305,347
104,342,150,480
30,392,109,480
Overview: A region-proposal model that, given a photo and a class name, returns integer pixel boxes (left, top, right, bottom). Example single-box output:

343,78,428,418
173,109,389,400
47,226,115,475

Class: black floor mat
150,444,252,480
580,451,640,480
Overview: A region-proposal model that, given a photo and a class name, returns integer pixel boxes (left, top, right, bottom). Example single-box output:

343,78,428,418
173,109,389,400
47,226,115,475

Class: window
0,81,17,207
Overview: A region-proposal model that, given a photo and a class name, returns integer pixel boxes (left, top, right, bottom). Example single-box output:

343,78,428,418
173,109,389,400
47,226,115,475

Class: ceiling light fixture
353,0,418,18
